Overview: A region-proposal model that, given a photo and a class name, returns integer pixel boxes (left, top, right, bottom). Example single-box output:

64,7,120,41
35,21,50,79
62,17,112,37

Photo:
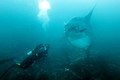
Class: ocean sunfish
64,8,94,50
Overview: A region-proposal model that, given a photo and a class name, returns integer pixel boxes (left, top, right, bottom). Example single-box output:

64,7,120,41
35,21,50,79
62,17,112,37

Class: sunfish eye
80,28,87,32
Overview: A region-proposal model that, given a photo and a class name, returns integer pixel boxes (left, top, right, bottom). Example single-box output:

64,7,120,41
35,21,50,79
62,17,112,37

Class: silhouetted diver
0,43,49,79
17,43,49,69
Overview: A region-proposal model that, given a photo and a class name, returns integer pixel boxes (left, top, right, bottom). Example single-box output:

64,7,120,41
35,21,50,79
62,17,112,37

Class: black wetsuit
19,44,49,69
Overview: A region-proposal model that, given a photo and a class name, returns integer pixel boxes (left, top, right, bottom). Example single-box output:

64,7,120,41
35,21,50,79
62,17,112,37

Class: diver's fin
85,5,95,22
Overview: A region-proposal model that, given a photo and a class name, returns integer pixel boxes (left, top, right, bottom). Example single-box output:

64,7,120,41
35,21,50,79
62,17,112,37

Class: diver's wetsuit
0,43,49,80
18,44,49,69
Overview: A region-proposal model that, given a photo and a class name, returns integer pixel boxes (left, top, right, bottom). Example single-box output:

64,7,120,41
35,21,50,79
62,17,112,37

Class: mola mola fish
64,7,95,50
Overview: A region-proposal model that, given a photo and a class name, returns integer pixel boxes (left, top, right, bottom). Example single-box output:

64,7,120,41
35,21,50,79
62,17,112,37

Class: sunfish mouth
68,35,91,49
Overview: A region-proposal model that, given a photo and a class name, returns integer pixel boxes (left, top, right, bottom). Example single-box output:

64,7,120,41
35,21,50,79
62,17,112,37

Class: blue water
0,0,120,80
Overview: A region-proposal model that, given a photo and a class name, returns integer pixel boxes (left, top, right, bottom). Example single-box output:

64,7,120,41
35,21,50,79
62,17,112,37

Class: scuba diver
0,43,49,79
16,43,49,69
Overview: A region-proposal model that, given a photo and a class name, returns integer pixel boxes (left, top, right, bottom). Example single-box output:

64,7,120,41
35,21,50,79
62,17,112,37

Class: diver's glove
16,43,49,69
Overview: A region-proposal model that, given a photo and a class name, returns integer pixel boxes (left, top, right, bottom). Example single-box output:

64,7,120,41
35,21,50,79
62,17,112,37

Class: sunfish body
64,8,94,49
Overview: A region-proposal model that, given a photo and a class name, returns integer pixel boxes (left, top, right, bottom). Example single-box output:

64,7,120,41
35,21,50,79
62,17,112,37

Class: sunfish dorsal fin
85,6,95,22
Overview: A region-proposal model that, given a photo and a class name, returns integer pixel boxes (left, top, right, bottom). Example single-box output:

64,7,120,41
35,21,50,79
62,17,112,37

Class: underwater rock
35,71,49,80
0,66,34,80
65,55,120,80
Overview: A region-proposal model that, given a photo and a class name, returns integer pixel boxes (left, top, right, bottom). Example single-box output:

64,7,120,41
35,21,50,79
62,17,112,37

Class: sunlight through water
38,0,51,31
